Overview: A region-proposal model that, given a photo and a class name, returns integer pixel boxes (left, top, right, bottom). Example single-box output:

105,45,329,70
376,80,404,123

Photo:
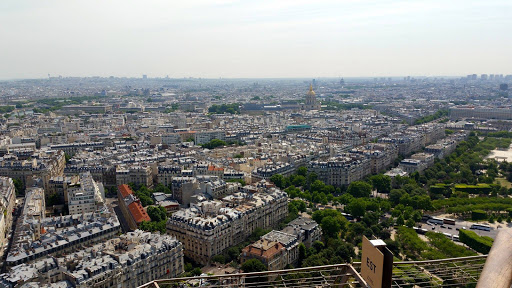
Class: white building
68,172,104,215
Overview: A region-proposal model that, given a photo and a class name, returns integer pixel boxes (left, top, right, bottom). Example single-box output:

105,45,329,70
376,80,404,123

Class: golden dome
307,84,316,96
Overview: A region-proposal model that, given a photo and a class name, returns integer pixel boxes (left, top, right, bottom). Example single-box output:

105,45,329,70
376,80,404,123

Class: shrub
458,229,493,254
471,210,487,221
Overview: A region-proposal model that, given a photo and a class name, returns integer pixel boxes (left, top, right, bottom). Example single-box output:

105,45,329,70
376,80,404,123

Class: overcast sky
1,0,511,79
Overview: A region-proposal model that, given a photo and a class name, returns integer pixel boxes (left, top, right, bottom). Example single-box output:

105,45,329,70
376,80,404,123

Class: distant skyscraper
312,79,316,89
142,74,147,79
340,78,345,85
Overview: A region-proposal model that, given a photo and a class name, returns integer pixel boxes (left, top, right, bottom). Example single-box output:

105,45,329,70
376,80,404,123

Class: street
419,219,503,240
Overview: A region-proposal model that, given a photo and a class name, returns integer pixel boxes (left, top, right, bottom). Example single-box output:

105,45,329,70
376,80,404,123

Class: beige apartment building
167,188,288,265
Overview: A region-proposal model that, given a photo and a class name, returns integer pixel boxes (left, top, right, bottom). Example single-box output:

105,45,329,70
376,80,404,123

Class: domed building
302,84,321,111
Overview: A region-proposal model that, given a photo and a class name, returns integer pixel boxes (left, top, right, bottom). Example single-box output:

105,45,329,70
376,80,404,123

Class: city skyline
1,0,511,79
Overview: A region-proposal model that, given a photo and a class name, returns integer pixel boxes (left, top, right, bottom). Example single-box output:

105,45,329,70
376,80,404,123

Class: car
440,225,446,228
432,227,435,230
447,226,452,230
456,228,460,231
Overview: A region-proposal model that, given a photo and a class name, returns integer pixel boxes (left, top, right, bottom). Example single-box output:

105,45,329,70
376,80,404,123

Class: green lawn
495,177,512,189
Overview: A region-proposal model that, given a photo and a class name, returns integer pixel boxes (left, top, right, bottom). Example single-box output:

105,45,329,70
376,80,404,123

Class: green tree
241,259,267,272
201,139,227,149
212,254,226,264
396,214,405,226
346,198,367,218
370,174,391,193
12,178,23,195
147,206,167,222
292,175,306,187
321,216,341,238
270,174,285,189
298,243,307,266
46,192,63,206
297,166,308,176
346,181,372,198
310,180,326,193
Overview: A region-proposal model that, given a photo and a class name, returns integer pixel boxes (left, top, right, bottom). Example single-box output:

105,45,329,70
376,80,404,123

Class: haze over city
1,0,511,79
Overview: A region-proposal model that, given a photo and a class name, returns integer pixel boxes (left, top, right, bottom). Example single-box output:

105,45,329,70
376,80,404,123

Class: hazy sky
1,0,511,79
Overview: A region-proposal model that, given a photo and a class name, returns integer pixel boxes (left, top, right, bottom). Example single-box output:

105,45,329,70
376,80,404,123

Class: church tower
303,84,320,110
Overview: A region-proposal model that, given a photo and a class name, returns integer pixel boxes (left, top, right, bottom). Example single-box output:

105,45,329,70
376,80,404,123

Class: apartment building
241,217,321,271
7,199,120,266
451,106,512,120
167,188,288,265
0,230,184,288
0,177,16,250
157,165,182,187
0,150,65,190
349,143,398,174
170,177,199,206
252,162,295,181
309,155,372,187
194,130,225,145
50,142,104,156
116,165,153,188
241,239,287,271
117,184,151,231
399,159,426,174
68,172,104,215
47,175,79,202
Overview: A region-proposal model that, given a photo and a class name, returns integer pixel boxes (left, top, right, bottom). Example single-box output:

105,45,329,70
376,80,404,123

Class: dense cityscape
0,74,509,287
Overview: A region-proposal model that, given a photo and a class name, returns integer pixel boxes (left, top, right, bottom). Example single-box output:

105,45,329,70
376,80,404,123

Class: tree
310,180,326,193
241,259,267,272
346,181,372,198
292,175,306,187
270,174,285,189
370,174,391,193
321,216,341,238
297,166,308,176
46,192,63,206
396,214,405,226
201,139,227,149
313,240,325,252
190,267,202,276
147,206,167,222
12,178,23,195
208,103,240,114
227,247,241,262
212,255,226,264
346,198,367,218
298,243,307,266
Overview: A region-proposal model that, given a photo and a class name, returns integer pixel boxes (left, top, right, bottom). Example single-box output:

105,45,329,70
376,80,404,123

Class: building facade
167,188,288,265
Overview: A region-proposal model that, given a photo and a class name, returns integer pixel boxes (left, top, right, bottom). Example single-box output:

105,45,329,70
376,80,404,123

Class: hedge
458,229,493,254
430,184,452,195
471,210,487,221
454,184,492,195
